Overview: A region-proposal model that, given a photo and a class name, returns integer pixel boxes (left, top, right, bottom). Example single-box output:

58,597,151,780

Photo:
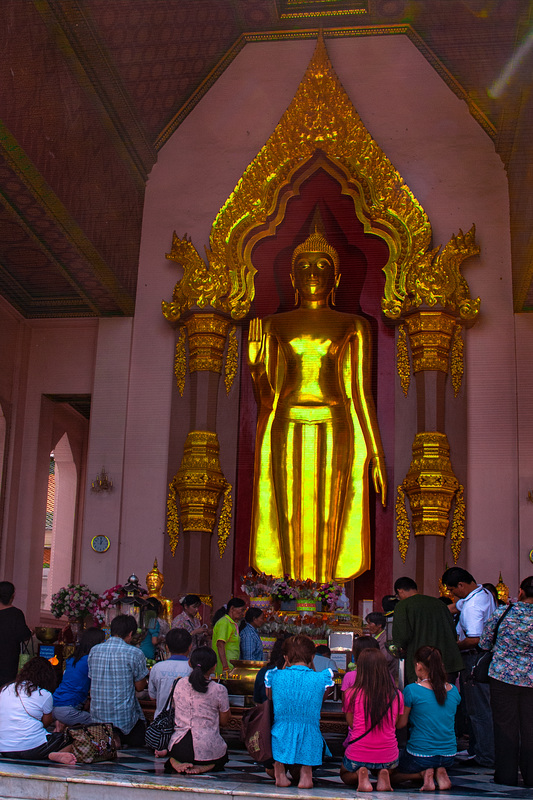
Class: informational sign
39,645,55,659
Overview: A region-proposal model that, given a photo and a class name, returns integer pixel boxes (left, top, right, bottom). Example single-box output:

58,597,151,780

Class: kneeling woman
166,647,231,775
394,646,461,791
265,635,334,789
341,649,403,792
0,657,75,763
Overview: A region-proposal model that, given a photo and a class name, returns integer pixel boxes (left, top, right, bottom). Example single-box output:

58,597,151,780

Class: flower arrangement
316,581,344,610
92,584,127,625
261,614,330,639
272,576,298,601
51,583,99,621
293,579,318,600
240,570,275,598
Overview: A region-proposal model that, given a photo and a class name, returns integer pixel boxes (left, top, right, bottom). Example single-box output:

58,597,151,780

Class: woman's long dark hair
415,646,447,705
188,647,217,694
72,627,105,665
11,656,57,697
352,649,397,731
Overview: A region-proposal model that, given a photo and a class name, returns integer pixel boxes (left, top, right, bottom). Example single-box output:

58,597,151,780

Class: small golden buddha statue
146,558,173,626
248,230,387,583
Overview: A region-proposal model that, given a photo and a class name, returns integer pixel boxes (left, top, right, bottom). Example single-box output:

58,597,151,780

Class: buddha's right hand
248,317,264,365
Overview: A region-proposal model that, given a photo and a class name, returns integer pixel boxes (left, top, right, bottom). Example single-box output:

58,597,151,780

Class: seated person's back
88,614,148,746
148,628,192,718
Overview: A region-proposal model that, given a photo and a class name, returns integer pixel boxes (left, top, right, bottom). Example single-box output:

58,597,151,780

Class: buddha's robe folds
249,308,383,583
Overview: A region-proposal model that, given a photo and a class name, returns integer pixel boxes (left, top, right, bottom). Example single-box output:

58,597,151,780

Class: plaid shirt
88,636,148,734
239,623,264,661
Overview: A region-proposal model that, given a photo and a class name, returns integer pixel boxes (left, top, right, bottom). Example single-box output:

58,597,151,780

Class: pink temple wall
132,33,517,606
0,31,527,619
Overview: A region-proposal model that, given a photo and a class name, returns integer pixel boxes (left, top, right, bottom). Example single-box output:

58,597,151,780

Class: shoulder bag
144,677,181,751
471,603,513,684
241,698,273,764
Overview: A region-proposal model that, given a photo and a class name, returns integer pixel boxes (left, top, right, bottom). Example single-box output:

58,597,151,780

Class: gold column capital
184,313,231,375
402,432,459,538
404,311,457,373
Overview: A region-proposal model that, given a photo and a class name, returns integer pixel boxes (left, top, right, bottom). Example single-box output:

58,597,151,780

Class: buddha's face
293,251,335,301
146,574,162,594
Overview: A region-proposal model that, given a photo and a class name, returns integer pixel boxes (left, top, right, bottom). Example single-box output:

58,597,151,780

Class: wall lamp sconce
527,491,533,503
91,468,113,493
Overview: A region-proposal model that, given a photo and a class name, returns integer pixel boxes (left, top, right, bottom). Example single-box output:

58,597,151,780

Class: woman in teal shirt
211,598,246,674
394,646,460,792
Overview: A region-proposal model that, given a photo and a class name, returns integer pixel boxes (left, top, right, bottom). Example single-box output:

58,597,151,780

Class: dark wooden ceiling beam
33,0,157,186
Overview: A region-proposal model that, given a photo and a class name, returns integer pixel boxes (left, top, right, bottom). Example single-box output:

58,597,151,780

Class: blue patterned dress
265,665,334,766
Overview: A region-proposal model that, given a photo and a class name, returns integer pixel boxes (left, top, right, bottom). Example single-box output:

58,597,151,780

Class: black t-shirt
0,606,31,687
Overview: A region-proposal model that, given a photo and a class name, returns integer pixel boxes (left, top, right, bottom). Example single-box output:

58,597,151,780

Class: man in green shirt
392,577,463,685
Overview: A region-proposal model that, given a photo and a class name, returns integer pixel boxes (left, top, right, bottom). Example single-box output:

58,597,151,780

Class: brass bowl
35,627,61,644
221,659,266,695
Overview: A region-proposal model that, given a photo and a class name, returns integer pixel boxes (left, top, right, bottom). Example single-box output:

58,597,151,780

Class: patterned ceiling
0,0,532,317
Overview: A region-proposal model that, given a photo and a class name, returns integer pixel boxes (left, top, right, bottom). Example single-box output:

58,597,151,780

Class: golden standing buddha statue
248,231,387,583
145,558,173,626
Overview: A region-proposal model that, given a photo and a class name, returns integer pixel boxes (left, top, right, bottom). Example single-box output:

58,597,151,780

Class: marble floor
0,746,531,800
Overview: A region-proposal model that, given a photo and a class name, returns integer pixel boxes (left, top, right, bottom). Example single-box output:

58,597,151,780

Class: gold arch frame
163,32,431,323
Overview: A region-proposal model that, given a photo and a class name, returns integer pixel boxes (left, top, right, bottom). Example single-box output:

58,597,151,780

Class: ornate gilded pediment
163,33,447,323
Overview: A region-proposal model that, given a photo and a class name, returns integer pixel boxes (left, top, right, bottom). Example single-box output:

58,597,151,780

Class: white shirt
456,585,496,640
0,683,52,752
148,657,192,718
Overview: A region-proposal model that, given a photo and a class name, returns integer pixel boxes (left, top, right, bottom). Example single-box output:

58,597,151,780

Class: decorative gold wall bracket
396,433,464,559
390,226,480,391
167,431,232,558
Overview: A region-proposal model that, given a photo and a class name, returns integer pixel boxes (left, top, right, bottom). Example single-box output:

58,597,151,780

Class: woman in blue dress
265,635,334,788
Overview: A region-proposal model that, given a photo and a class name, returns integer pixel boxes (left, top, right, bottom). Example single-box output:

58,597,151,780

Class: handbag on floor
144,677,180,751
241,698,273,764
471,603,513,683
67,723,116,763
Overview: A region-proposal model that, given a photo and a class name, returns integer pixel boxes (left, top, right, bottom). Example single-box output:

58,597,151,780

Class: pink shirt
169,678,230,761
345,688,404,764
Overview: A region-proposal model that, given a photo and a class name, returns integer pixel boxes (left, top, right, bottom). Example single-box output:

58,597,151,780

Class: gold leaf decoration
450,484,465,564
397,323,410,396
174,328,187,396
396,485,410,562
450,323,464,397
224,326,238,394
166,476,181,556
402,226,480,321
162,234,231,321
218,482,233,558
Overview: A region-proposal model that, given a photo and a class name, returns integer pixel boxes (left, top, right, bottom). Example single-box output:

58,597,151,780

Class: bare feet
185,763,215,774
377,768,392,791
169,758,194,773
154,749,168,758
298,765,313,789
49,751,76,765
274,761,291,787
436,767,452,790
420,768,436,792
357,766,373,792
